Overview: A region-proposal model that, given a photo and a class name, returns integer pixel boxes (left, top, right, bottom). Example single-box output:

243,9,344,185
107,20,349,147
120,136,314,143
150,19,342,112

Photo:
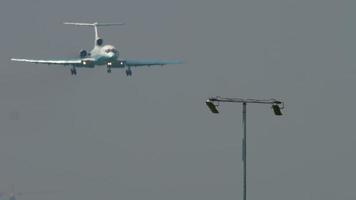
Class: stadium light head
206,100,219,114
272,104,283,116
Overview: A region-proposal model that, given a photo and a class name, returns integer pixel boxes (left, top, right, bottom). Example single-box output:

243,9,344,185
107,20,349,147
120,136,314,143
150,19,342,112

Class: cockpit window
105,48,117,53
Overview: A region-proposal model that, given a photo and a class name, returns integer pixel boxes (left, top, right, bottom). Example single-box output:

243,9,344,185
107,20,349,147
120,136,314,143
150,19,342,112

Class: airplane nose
107,52,115,58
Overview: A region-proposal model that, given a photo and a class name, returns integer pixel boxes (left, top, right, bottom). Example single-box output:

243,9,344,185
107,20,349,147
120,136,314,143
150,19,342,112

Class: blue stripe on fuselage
93,55,116,65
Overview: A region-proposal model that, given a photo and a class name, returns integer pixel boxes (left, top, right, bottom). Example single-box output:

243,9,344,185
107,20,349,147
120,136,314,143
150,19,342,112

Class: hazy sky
0,0,355,200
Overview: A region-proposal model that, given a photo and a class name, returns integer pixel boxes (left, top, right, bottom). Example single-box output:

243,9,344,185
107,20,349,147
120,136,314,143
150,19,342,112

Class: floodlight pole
206,97,284,200
242,102,247,200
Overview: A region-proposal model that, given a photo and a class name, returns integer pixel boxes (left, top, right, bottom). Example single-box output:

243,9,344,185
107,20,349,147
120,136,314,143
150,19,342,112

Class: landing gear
125,69,132,76
70,68,77,75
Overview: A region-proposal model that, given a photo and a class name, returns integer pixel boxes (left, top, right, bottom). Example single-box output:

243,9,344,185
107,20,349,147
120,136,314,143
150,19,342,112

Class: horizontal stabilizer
64,21,125,42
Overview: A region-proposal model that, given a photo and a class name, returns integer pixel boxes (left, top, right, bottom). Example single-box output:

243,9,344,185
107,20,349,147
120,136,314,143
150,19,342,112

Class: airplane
0,192,17,200
11,22,182,76
0,185,55,200
0,191,54,200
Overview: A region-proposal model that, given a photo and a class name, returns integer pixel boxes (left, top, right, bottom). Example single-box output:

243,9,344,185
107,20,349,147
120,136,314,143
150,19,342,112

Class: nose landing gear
70,67,77,75
107,62,112,73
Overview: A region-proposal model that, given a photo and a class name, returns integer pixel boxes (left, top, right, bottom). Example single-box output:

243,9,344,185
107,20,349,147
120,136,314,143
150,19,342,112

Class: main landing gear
125,69,132,76
70,67,77,75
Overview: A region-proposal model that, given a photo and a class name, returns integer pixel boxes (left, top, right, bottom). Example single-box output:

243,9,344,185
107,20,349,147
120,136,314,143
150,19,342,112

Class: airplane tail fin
63,22,125,45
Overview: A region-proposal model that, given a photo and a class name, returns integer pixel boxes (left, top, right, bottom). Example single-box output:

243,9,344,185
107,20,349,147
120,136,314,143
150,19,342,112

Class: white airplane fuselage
89,44,118,65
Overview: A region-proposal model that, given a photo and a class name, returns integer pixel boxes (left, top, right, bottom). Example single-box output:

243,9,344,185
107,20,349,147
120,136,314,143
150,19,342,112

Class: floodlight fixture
272,104,282,116
205,100,219,114
271,100,284,116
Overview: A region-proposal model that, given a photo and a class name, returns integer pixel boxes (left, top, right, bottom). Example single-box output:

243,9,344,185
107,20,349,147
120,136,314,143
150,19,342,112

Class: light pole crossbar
208,96,282,105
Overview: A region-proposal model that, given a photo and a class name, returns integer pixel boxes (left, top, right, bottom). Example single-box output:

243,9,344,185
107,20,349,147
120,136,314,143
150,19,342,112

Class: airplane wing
11,58,85,66
123,59,182,67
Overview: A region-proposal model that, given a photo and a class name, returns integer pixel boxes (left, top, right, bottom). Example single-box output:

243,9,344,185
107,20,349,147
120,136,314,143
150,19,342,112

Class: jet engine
80,49,87,58
96,38,103,46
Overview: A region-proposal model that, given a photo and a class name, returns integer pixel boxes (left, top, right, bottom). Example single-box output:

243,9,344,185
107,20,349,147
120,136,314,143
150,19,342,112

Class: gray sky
0,0,355,200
